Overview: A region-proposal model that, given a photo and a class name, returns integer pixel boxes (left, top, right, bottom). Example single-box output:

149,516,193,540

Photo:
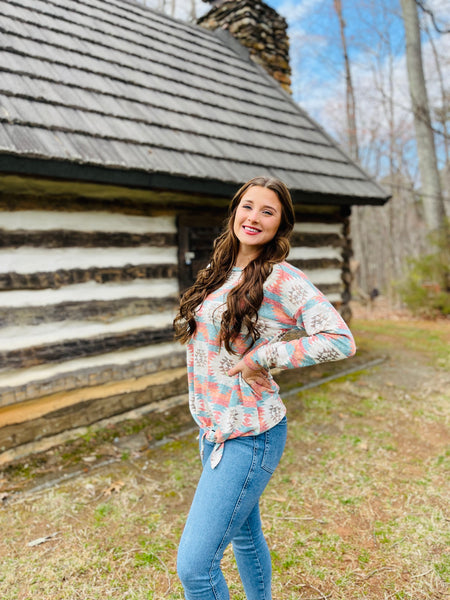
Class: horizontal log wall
288,210,349,305
0,196,352,459
0,204,185,455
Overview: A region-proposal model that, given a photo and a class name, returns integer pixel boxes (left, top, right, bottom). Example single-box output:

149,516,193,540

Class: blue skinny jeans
177,417,287,600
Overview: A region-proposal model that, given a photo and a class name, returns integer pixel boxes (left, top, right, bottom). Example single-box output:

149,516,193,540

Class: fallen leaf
103,481,125,497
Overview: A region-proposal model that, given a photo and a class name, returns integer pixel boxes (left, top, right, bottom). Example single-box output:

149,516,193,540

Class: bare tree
333,0,359,161
423,21,449,203
190,0,197,21
400,0,446,232
339,0,430,300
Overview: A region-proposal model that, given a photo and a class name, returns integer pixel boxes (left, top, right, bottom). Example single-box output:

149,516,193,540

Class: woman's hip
200,416,287,477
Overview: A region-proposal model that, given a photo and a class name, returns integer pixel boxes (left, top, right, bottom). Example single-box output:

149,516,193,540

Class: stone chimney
198,0,292,93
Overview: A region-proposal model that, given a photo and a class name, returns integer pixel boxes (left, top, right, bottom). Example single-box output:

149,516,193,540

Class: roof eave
0,155,391,206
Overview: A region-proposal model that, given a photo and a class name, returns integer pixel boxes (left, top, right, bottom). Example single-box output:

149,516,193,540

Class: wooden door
177,212,225,294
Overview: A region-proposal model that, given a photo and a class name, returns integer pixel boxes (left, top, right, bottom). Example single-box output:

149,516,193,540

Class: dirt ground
0,303,449,599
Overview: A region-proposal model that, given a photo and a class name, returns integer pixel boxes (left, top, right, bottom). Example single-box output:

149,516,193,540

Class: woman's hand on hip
228,359,272,392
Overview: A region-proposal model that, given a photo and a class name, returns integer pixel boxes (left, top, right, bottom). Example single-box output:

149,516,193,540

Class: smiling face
233,185,282,259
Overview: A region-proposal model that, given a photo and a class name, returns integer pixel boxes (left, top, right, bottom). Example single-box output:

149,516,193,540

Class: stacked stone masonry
199,0,292,92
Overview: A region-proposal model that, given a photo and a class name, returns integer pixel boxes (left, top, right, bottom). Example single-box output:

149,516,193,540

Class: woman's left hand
228,360,272,392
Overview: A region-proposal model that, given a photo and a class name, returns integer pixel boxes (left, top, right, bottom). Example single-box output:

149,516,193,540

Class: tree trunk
333,0,359,161
190,0,197,21
400,0,446,232
424,21,450,204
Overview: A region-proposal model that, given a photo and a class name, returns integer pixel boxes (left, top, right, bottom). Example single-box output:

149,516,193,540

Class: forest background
139,0,449,310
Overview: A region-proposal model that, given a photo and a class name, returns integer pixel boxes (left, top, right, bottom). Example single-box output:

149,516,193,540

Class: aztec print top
186,261,356,468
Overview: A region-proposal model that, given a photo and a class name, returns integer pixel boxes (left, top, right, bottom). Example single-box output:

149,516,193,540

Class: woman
174,176,355,599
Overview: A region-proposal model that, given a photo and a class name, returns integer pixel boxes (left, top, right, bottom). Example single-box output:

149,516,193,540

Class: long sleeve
186,262,355,468
243,267,356,371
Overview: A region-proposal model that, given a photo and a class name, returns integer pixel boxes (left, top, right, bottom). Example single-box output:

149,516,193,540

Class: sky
267,0,448,113
268,0,449,179
142,0,449,178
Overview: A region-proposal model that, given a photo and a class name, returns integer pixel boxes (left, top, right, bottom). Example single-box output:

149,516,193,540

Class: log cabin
0,0,389,462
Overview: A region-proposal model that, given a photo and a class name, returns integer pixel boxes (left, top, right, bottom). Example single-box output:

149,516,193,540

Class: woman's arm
242,291,355,372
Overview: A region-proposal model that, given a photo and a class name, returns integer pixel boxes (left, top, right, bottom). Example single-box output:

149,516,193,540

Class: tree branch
415,0,450,34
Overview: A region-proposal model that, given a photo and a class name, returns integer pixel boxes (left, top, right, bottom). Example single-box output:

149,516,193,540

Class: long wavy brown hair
173,176,295,353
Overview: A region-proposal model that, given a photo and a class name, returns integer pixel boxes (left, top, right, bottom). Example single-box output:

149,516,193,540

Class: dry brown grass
1,317,449,599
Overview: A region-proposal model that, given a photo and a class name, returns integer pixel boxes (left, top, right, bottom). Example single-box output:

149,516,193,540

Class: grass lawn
0,318,449,599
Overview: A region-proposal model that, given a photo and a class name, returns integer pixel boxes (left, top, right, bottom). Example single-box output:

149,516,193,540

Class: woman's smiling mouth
242,226,261,234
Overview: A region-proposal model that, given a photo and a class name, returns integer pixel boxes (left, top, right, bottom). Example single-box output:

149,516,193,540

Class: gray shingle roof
0,0,389,204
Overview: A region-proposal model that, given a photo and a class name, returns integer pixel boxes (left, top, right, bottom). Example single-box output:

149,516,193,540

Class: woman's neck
234,249,260,269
